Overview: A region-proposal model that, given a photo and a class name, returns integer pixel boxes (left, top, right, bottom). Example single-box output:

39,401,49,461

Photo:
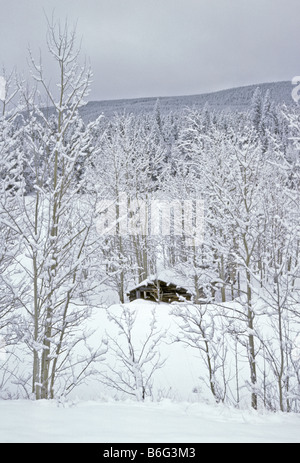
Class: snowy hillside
78,80,295,121
1,300,300,443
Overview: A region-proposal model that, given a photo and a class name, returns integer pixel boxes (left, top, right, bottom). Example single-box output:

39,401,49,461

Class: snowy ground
0,398,299,443
1,299,300,443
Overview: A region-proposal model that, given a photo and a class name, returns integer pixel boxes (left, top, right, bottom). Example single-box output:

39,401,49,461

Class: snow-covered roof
127,269,195,294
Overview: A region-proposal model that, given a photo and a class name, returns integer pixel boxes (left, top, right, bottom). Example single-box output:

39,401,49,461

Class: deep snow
0,398,299,443
1,299,300,443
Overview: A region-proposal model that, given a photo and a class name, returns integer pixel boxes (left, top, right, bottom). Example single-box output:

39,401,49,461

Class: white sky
0,0,300,101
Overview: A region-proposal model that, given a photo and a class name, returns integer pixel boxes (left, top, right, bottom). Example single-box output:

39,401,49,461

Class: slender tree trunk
246,268,257,410
32,253,40,399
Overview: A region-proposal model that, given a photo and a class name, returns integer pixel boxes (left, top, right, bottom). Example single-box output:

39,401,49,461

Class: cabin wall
128,281,192,303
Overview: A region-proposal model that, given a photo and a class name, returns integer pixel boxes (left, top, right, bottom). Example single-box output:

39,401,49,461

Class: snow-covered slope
1,299,300,442
79,80,295,121
0,398,299,443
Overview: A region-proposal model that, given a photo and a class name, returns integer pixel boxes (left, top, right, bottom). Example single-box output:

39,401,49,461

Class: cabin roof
127,269,194,294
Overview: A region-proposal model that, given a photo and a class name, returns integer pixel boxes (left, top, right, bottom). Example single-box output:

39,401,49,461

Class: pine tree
250,87,262,133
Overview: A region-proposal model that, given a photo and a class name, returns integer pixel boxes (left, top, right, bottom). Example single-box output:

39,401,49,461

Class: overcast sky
1,0,300,101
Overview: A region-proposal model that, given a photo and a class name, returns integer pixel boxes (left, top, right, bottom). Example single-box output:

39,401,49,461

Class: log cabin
127,271,194,303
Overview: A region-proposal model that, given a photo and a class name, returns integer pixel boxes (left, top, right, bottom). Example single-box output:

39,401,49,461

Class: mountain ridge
80,80,295,122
